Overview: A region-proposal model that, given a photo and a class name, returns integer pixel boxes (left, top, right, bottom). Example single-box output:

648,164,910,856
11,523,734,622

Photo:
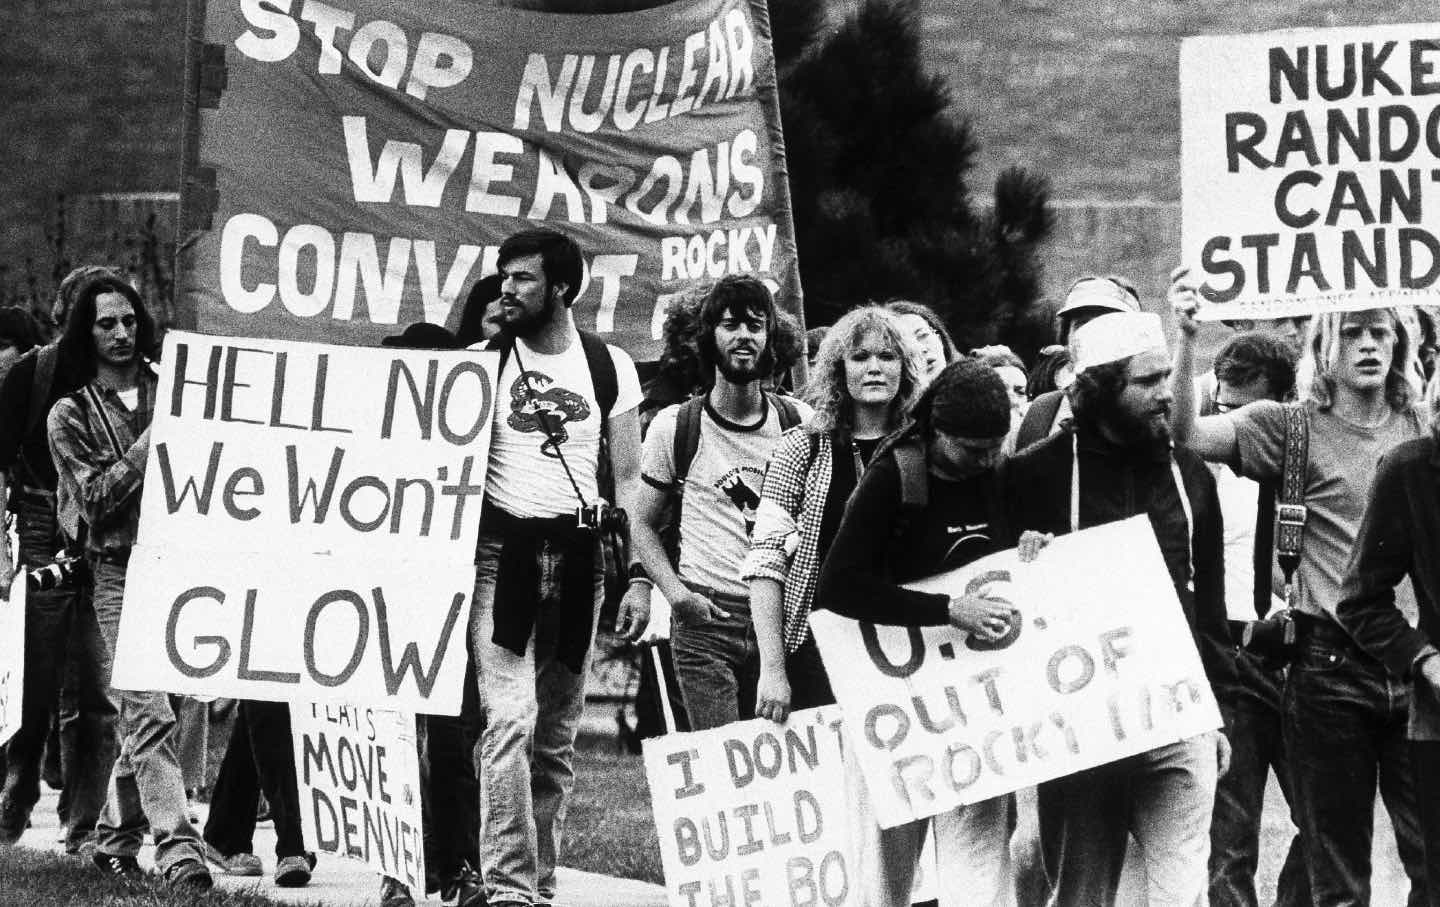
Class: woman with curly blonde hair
743,305,923,717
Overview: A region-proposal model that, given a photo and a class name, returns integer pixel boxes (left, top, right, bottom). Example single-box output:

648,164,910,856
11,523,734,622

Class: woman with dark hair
745,306,923,718
0,308,43,386
455,274,504,348
885,299,959,386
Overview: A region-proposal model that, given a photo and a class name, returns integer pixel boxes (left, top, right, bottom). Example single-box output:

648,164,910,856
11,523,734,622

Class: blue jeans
670,594,758,731
91,561,206,873
470,533,600,906
1210,650,1309,907
1039,735,1219,906
1285,639,1429,906
0,502,116,849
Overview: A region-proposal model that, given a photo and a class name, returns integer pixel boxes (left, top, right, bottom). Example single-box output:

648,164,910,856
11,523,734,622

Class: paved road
15,787,667,906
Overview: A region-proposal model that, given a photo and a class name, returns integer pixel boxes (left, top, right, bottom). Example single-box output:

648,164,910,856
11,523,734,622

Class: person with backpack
746,305,924,723
813,358,1026,906
468,228,647,907
628,275,808,730
0,266,123,853
1171,275,1431,906
1007,310,1235,907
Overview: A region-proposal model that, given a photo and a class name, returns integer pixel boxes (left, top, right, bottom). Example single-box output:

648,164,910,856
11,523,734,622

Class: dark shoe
165,857,214,893
91,851,144,881
274,854,312,887
381,875,416,907
442,863,486,907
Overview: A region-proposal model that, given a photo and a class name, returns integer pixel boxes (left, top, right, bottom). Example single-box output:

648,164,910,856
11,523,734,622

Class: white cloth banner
114,332,495,713
293,703,425,889
1181,22,1440,319
0,573,25,747
810,517,1222,829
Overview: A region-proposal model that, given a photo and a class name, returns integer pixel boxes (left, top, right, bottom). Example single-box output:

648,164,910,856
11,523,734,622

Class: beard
715,349,764,383
499,296,558,339
1084,395,1171,448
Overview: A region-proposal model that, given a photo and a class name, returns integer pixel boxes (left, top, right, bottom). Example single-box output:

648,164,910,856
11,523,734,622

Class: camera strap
1274,403,1309,601
511,343,592,511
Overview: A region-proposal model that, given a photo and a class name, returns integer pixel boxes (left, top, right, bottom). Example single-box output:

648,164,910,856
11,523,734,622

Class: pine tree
779,0,1053,354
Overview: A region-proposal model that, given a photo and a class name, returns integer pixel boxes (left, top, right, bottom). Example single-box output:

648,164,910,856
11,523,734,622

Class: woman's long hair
803,306,922,436
1301,308,1415,413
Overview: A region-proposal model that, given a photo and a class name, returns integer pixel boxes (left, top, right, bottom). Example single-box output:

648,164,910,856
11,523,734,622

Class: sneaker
274,854,313,888
165,857,214,893
442,863,486,907
381,875,416,907
202,840,263,876
91,851,144,881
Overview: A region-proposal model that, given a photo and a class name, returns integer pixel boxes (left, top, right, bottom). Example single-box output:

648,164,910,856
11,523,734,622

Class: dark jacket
1004,423,1238,693
1335,436,1440,680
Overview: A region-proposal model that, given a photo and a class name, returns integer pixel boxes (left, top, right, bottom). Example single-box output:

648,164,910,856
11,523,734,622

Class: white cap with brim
1072,312,1167,373
1058,276,1141,318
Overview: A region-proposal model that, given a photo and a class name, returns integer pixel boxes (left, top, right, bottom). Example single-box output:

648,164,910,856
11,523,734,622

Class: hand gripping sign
810,517,1222,829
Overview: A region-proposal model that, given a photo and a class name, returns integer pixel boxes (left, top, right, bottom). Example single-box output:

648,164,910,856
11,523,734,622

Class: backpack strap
672,395,706,487
25,343,60,440
577,330,618,424
768,392,803,431
1274,402,1309,590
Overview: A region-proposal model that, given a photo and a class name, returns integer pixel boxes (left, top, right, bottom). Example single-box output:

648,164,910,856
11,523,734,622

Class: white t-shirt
1210,463,1286,622
641,396,811,598
484,330,642,519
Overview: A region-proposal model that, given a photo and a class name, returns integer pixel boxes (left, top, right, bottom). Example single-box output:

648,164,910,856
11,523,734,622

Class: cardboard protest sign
1181,23,1440,319
810,517,1222,829
112,332,490,713
177,0,802,359
293,703,424,888
644,707,853,907
0,575,25,747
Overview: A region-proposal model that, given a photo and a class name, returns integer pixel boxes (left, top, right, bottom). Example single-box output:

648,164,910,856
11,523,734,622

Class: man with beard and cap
1005,311,1236,907
1014,275,1143,449
629,275,809,729
468,228,648,907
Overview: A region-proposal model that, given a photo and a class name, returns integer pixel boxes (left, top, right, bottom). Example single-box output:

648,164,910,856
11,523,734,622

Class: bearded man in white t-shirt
469,229,647,907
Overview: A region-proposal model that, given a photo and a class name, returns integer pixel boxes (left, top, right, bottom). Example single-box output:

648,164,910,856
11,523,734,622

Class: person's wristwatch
627,563,652,588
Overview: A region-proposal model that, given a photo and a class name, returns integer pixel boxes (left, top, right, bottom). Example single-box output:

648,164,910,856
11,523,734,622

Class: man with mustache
629,275,807,729
1005,311,1235,906
46,276,213,892
470,228,647,907
1172,291,1431,906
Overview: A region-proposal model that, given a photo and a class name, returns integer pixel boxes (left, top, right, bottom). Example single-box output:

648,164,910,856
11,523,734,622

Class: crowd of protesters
2,229,1440,907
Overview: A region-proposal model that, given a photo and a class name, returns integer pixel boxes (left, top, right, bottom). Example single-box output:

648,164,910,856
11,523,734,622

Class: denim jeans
843,747,1015,906
470,532,601,906
204,700,305,859
0,514,116,848
671,595,759,731
1411,740,1440,907
1210,650,1310,907
91,561,206,873
1038,735,1219,907
1285,640,1429,906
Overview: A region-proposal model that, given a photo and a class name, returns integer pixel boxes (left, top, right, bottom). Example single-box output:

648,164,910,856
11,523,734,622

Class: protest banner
810,517,1222,829
293,702,424,888
1181,23,1440,320
176,0,802,359
644,707,939,907
0,575,25,747
112,331,492,712
645,707,852,907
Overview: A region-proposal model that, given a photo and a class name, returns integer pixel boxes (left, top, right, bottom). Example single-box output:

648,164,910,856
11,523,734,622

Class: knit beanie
927,359,1012,438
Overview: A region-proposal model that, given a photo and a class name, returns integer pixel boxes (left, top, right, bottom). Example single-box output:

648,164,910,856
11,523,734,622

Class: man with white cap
1170,284,1431,906
1014,275,1143,450
1004,310,1236,907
